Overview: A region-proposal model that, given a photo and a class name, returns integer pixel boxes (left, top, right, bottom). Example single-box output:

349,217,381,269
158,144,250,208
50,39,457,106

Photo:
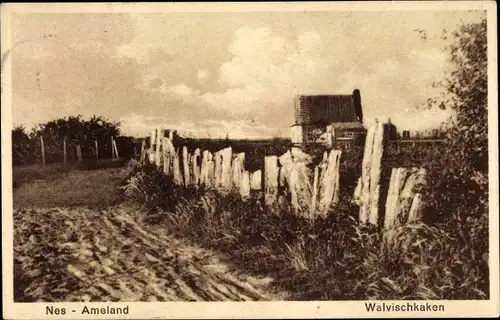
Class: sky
9,10,485,139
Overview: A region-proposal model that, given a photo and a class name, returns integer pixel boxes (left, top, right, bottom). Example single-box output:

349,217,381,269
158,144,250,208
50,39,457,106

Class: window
341,140,351,152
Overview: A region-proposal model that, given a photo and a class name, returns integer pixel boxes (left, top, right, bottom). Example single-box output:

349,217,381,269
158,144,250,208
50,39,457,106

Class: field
13,160,125,208
13,162,284,302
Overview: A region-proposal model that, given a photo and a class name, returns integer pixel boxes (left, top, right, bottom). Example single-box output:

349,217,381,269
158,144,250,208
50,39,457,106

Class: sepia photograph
2,2,498,319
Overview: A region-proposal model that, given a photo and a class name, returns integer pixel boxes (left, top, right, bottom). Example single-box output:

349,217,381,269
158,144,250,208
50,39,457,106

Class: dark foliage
422,18,488,225
12,115,138,165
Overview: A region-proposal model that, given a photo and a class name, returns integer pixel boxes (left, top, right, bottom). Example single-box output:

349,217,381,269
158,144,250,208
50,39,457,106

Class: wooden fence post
264,156,279,205
40,136,46,166
95,140,99,161
113,139,120,160
63,138,67,164
111,137,115,160
76,144,82,163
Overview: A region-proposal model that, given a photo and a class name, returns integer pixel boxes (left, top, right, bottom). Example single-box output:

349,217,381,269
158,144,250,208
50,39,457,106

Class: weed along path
14,204,286,302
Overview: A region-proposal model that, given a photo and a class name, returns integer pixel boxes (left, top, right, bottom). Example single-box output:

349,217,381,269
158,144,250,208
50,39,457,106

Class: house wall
302,125,325,145
290,125,303,144
300,125,366,148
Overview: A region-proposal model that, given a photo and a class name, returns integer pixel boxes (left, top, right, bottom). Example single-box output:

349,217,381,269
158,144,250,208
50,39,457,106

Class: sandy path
14,205,285,302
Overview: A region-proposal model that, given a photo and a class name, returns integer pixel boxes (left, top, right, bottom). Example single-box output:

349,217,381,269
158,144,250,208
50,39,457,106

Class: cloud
166,84,200,97
118,113,158,137
119,113,280,139
196,69,211,83
148,77,163,89
388,107,454,133
115,44,175,65
155,23,458,132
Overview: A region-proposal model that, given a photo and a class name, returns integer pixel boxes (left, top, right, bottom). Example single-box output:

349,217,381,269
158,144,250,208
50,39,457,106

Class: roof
294,94,360,125
330,121,366,130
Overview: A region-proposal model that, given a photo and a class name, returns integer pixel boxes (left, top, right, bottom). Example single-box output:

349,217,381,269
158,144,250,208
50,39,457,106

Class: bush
119,161,202,214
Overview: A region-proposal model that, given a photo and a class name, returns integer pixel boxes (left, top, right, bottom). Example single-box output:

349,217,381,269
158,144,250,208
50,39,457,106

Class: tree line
12,115,138,165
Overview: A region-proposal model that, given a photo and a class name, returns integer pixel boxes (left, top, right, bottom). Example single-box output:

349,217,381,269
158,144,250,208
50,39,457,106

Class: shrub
120,162,178,212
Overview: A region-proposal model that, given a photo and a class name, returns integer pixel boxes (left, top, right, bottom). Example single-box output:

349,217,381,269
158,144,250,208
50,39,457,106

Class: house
290,89,367,149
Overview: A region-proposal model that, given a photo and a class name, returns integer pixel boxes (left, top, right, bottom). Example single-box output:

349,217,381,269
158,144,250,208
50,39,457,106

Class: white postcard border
2,2,498,319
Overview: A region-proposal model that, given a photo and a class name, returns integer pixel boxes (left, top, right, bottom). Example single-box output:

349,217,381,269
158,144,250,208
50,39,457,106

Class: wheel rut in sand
14,205,286,302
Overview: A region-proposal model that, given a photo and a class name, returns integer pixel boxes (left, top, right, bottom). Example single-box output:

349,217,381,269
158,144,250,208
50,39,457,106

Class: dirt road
14,205,285,302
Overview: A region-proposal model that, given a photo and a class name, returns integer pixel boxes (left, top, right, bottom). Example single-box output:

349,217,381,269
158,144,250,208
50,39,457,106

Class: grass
120,159,489,301
13,159,131,209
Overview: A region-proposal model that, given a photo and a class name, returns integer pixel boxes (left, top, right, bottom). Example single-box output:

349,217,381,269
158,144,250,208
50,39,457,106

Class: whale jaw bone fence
352,121,427,227
139,128,344,218
140,124,425,224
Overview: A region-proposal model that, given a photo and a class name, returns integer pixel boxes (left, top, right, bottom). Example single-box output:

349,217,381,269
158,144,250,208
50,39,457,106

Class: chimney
353,89,363,123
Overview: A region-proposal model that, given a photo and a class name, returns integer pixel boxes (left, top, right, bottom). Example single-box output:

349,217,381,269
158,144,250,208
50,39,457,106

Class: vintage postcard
2,1,499,319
